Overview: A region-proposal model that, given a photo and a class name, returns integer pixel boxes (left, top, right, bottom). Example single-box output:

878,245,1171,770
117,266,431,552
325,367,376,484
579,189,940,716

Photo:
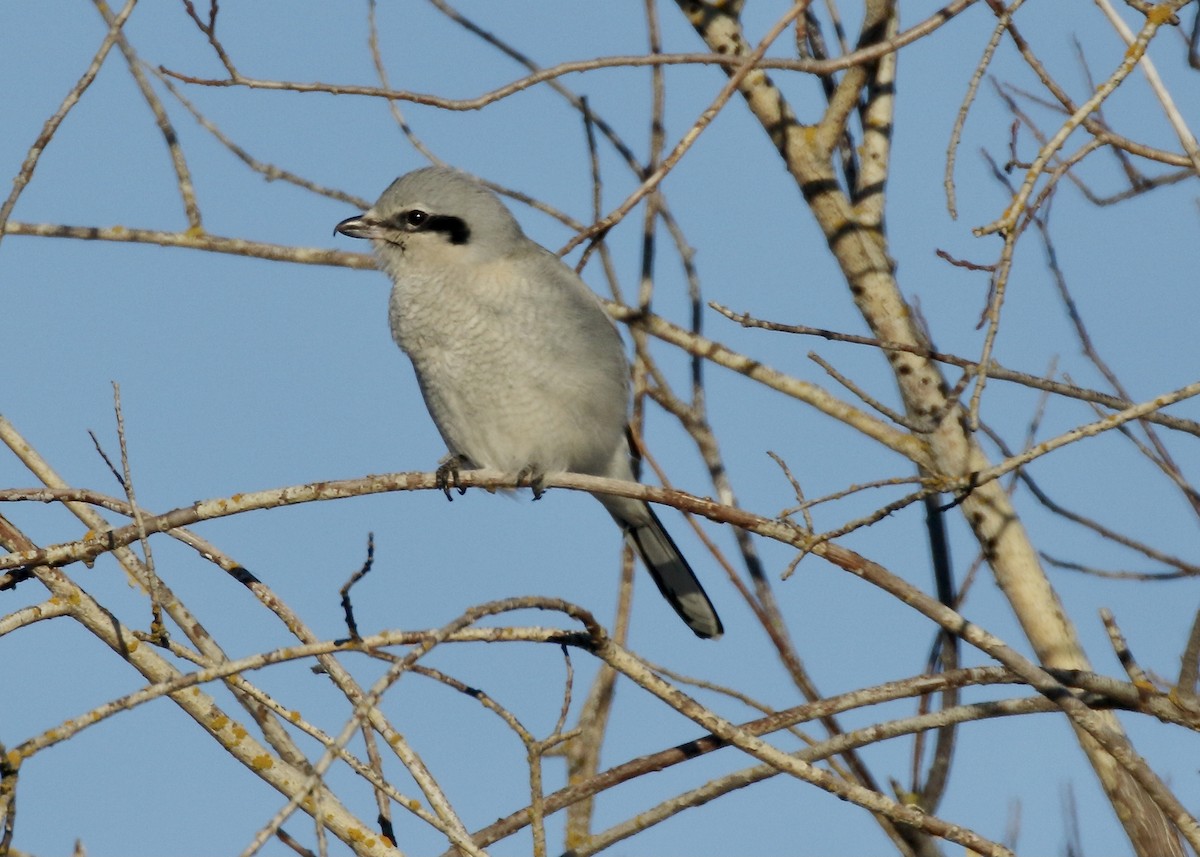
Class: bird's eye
404,210,428,228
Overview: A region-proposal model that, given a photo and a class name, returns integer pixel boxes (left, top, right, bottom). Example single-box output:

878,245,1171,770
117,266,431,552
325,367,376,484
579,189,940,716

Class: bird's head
335,166,525,272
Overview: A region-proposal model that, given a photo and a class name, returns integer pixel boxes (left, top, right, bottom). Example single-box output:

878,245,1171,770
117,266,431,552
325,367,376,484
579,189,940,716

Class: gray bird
335,166,723,639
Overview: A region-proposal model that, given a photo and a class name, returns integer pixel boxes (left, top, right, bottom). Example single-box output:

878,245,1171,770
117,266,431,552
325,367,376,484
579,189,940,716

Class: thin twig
560,4,811,255
153,69,372,209
92,0,202,228
112,383,166,643
3,221,375,267
339,533,376,642
0,0,139,249
1175,611,1200,711
1093,0,1200,174
1100,608,1155,693
946,0,1027,217
710,302,1200,438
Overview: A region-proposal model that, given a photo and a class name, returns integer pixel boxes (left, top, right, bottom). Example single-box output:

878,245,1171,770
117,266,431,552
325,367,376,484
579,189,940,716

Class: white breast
388,245,631,478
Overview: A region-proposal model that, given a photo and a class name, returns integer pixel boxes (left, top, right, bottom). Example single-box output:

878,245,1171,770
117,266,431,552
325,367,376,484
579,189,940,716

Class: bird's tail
599,495,723,639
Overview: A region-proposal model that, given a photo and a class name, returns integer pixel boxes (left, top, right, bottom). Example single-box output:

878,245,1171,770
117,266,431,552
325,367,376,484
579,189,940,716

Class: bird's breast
385,262,631,476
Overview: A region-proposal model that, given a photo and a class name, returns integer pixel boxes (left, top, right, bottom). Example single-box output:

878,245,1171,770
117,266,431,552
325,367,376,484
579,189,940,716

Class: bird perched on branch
336,166,722,639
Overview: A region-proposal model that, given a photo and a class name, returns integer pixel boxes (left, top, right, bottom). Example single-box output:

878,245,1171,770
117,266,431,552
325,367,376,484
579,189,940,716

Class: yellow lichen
251,754,274,770
1148,4,1176,25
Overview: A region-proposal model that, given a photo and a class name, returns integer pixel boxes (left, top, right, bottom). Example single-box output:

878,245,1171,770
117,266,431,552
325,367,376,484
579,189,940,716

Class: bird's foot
516,465,546,501
435,455,469,501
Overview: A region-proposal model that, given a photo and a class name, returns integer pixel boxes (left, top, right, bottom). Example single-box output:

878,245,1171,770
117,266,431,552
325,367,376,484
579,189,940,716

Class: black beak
334,214,381,240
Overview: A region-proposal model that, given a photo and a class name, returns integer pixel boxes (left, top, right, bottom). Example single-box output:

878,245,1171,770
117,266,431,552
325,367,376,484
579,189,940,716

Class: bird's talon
517,466,546,500
435,456,466,501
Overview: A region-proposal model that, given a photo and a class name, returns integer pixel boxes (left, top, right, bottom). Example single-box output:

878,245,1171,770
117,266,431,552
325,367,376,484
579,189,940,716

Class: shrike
336,167,722,638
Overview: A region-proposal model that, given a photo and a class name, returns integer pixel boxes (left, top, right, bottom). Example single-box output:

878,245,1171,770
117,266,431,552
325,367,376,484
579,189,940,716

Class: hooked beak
334,214,383,240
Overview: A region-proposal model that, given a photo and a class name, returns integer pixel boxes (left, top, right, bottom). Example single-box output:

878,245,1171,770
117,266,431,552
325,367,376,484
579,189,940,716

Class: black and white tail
607,498,723,639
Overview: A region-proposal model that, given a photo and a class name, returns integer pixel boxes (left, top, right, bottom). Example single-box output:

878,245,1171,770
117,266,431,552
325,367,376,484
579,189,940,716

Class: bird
335,166,723,639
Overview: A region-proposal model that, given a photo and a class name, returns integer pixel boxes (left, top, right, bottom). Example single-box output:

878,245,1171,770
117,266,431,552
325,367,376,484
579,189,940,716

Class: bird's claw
517,465,546,501
435,455,468,501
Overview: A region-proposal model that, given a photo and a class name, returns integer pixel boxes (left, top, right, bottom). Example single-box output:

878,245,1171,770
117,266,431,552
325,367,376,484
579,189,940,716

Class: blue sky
3,2,1199,856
